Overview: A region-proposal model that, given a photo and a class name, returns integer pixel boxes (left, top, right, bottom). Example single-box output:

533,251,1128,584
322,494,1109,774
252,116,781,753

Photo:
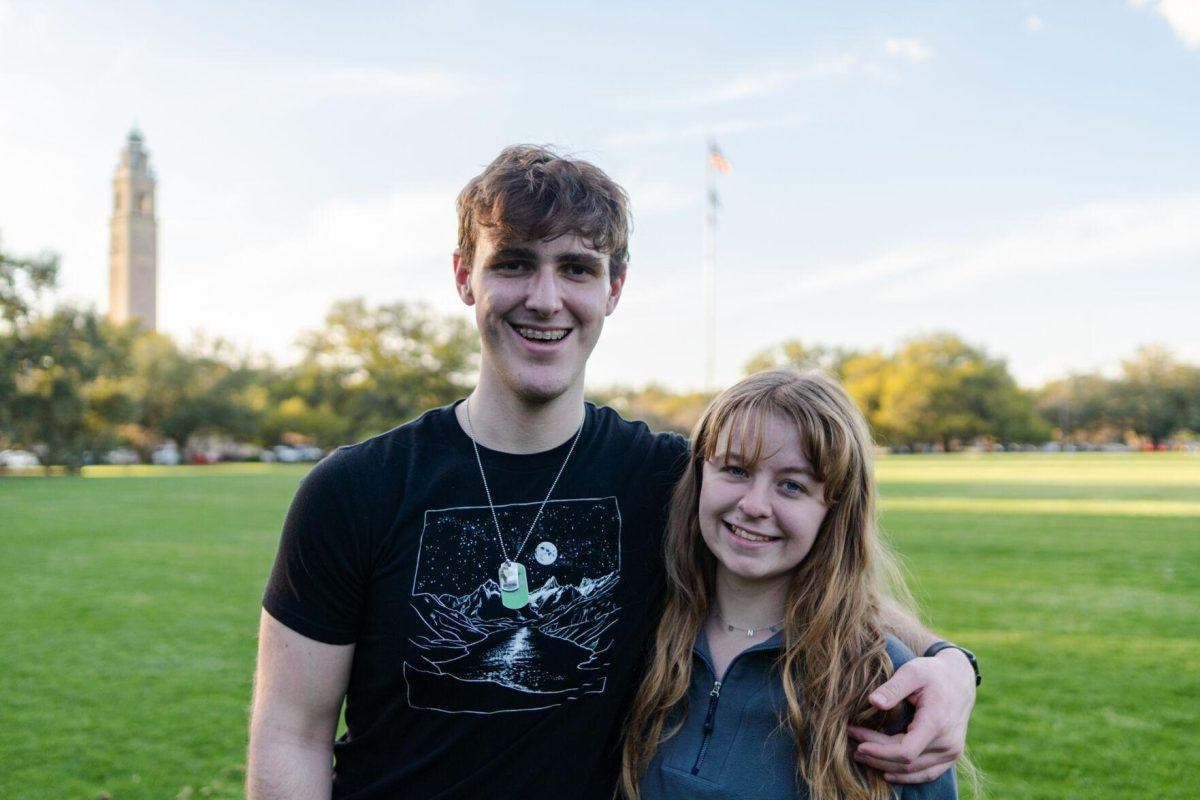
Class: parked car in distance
104,447,140,465
272,445,302,463
293,444,324,461
151,445,181,466
261,444,324,463
269,444,324,463
0,449,41,469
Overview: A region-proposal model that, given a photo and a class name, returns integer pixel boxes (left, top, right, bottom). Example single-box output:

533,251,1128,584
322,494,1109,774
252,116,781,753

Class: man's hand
848,648,976,784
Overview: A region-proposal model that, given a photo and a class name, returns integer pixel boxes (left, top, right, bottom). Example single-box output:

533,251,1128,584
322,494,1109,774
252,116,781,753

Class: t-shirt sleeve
650,431,690,536
262,451,368,645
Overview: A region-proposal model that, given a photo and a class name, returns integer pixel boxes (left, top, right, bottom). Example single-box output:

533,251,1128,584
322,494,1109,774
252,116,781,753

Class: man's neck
456,376,586,454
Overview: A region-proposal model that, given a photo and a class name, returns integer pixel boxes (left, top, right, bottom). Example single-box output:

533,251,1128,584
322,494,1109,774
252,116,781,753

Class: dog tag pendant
499,561,529,609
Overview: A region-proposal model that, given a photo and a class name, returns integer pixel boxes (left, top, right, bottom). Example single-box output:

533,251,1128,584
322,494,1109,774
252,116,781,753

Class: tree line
1,239,480,470
3,238,1197,470
598,338,1199,450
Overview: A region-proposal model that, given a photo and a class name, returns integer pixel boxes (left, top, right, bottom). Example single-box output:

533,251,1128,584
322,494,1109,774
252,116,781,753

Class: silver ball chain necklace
463,398,584,610
712,608,785,638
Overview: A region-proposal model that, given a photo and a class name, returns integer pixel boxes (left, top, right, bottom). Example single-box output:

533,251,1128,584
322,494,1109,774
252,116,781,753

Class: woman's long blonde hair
620,370,921,800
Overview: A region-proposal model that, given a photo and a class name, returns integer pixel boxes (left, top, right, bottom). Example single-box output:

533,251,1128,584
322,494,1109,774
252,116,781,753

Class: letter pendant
498,561,529,609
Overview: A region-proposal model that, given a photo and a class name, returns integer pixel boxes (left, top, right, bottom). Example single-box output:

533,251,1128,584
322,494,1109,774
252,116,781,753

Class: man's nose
525,266,563,316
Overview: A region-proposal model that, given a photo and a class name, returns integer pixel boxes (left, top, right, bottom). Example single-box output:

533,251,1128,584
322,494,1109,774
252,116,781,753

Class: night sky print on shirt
404,496,622,714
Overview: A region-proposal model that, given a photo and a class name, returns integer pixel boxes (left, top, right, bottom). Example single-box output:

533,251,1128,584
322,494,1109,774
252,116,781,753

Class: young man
247,145,977,799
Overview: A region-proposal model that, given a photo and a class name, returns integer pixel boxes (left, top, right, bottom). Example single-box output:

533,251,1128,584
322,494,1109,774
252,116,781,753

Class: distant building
108,128,158,331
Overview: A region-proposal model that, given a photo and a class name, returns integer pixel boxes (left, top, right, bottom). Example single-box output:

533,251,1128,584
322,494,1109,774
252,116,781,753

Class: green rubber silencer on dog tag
501,562,529,609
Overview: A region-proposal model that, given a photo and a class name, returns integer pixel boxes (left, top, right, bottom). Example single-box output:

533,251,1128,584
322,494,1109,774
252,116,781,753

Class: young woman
621,370,961,800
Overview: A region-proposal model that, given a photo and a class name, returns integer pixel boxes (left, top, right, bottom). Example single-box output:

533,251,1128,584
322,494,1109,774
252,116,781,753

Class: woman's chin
714,559,778,587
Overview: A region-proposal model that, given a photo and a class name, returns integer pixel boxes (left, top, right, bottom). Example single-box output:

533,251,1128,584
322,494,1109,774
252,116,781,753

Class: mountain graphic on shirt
404,496,622,713
414,571,618,650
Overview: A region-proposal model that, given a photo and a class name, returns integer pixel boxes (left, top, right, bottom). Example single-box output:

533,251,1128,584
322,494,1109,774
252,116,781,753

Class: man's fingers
846,725,894,745
855,654,970,780
883,763,953,785
868,662,925,711
853,751,909,773
854,711,940,766
855,746,953,775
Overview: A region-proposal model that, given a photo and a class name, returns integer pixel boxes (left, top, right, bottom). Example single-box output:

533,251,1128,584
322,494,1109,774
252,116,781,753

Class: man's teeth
730,524,775,543
517,327,568,341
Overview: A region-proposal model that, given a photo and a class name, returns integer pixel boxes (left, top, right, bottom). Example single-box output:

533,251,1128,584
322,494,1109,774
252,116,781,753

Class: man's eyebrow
555,252,604,269
486,246,539,262
485,247,603,269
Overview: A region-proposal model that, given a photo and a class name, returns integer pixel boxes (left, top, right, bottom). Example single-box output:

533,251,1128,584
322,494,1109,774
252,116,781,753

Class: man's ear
453,248,475,306
605,270,626,316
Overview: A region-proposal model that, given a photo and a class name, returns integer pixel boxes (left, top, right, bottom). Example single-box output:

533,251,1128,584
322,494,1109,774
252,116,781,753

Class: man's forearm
246,730,334,800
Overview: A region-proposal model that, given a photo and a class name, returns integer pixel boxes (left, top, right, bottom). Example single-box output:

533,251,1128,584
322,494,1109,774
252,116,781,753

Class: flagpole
703,150,717,393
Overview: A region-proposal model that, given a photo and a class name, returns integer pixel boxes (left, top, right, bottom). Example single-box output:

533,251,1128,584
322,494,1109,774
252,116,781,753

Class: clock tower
108,128,158,331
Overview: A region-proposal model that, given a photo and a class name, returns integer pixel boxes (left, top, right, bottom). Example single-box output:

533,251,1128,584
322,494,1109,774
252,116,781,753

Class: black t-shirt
263,402,688,799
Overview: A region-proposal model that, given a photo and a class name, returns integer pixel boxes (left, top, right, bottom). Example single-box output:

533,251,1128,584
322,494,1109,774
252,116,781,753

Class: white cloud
304,67,470,98
162,186,463,359
611,53,860,113
1129,0,1200,48
1025,14,1045,32
618,43,929,114
683,55,859,107
1157,0,1200,48
883,38,934,63
690,69,798,106
604,114,807,147
786,194,1200,302
0,0,50,44
618,177,696,217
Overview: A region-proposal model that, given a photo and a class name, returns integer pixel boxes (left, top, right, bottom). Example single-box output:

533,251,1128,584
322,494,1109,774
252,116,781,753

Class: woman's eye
724,465,749,478
782,480,808,495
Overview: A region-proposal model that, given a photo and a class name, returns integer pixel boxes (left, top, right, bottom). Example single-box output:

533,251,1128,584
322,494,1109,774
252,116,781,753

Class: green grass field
2,454,1197,799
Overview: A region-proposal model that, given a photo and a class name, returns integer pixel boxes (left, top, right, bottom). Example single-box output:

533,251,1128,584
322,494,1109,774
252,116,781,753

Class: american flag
708,143,732,174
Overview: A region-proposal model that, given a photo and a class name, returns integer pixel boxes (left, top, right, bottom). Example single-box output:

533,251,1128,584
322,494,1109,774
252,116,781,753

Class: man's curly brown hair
456,145,631,280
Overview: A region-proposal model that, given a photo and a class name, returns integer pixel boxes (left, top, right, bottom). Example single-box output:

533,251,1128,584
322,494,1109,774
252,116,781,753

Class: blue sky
1,0,1198,390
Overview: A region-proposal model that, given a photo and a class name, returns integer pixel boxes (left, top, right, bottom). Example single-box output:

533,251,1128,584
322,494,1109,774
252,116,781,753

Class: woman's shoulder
879,634,918,737
880,635,961,799
884,633,917,670
899,770,959,800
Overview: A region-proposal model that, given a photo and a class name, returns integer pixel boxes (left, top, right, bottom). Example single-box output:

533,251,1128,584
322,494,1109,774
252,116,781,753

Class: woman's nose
736,481,772,518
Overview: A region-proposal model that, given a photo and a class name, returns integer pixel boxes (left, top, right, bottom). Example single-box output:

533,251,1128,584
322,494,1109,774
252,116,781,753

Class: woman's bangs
696,374,861,498
701,397,770,466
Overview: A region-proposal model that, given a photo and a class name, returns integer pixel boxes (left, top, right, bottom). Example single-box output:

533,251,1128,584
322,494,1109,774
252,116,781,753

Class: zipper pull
702,680,722,733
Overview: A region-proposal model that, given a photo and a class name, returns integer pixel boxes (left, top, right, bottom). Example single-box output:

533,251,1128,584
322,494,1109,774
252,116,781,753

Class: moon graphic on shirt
534,541,558,565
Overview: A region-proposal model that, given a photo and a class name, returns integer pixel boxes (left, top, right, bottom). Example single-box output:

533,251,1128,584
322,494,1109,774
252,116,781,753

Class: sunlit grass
882,496,1200,516
875,452,1200,486
80,462,312,479
1,454,1196,799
